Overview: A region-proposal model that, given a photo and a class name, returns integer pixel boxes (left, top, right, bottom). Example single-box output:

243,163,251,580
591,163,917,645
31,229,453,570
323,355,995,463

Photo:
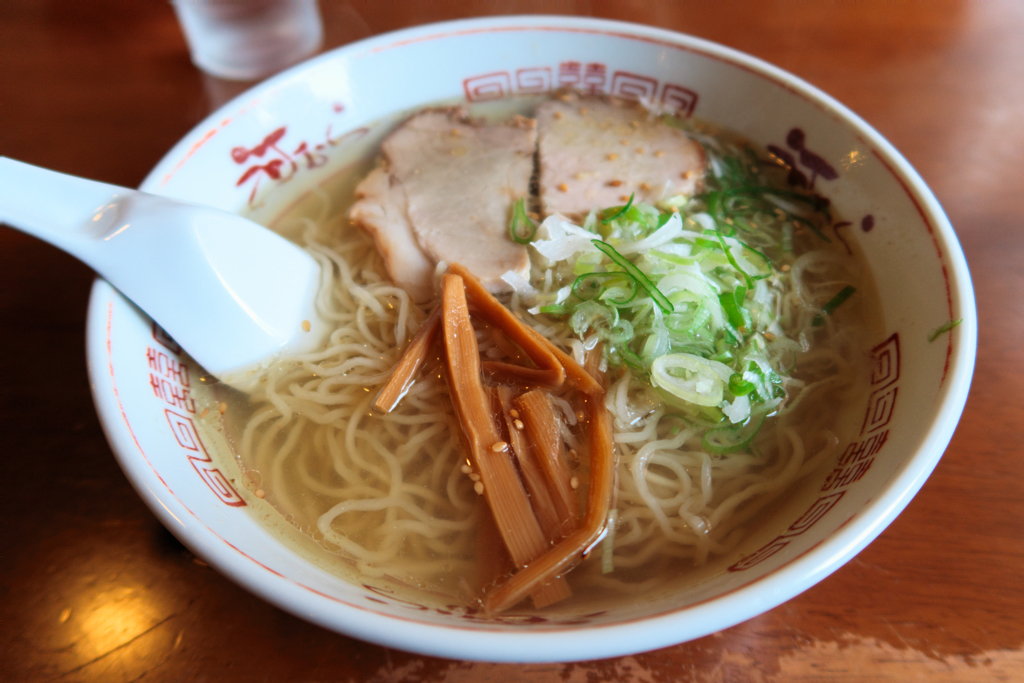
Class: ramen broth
210,104,880,614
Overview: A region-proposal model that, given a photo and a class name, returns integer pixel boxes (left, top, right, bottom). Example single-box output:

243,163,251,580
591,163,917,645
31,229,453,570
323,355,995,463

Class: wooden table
2,2,1021,680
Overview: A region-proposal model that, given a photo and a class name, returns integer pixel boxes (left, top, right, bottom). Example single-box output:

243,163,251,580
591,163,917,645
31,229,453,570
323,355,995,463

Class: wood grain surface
2,1,1021,681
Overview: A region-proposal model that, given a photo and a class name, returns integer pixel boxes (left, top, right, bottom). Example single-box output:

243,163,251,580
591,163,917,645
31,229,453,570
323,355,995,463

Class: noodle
223,118,873,610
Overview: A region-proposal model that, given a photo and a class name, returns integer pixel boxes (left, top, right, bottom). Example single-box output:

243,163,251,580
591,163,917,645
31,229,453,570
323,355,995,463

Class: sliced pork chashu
349,166,435,302
349,109,534,302
536,97,707,218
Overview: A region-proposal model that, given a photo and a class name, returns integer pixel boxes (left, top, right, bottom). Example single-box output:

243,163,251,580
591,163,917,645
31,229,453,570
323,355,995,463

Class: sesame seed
553,111,563,119
570,477,579,490
620,139,629,145
635,147,645,154
579,107,588,115
450,128,461,136
763,332,776,341
607,179,623,187
255,488,265,499
490,441,508,453
630,120,640,128
569,448,579,462
510,409,519,419
301,319,311,332
781,264,791,272
218,402,227,415
655,150,665,158
619,195,630,201
527,211,540,220
640,182,652,191
461,464,472,474
558,183,569,192
474,482,485,495
606,153,619,161
200,407,209,419
469,473,481,482
514,419,525,430
681,170,694,180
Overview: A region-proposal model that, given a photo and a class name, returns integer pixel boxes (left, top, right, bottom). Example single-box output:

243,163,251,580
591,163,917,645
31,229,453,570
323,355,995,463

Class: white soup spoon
0,156,329,391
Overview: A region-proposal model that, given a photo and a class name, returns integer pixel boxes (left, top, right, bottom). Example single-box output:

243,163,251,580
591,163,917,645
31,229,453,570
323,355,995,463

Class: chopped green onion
728,373,756,396
702,412,767,455
651,249,707,267
665,312,690,333
572,272,639,305
788,213,832,243
686,303,712,336
740,244,773,278
813,285,856,326
622,205,649,226
572,273,605,301
571,300,618,338
812,285,856,326
616,343,646,374
713,230,754,289
731,215,755,234
721,186,831,216
520,143,852,456
709,349,734,364
603,320,635,344
659,413,693,438
721,321,743,346
928,318,962,342
591,239,674,314
781,223,793,252
705,191,721,219
600,192,635,224
821,285,856,315
719,286,751,330
571,302,636,345
742,361,784,401
508,197,537,244
651,353,730,407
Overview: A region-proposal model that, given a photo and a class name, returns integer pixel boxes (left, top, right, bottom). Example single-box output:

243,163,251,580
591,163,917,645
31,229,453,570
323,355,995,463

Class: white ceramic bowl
85,16,976,662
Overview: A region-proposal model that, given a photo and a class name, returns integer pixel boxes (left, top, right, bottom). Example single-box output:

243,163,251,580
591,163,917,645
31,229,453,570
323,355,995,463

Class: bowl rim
86,14,977,662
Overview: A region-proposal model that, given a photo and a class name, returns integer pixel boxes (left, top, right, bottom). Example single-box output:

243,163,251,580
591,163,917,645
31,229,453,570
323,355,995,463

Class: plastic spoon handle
0,157,325,387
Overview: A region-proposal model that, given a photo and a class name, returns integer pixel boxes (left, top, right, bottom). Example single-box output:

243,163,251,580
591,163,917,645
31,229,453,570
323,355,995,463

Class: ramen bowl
85,16,976,662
